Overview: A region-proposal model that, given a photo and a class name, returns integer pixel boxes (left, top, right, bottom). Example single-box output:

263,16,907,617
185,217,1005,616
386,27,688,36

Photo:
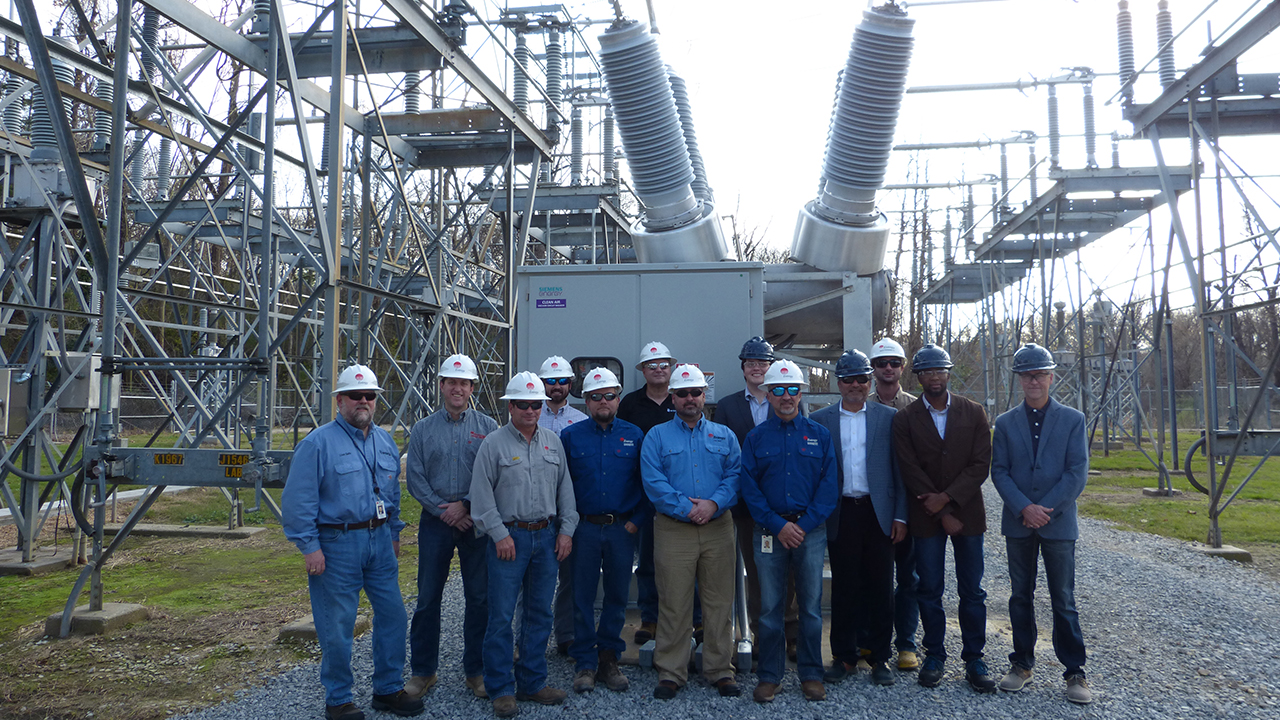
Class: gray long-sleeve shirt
405,408,499,518
469,423,579,543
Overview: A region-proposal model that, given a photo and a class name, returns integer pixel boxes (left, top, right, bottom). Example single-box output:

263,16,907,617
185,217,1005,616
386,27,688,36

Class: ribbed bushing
1047,84,1060,169
252,0,271,33
92,78,113,151
3,74,25,136
667,67,711,204
404,71,420,114
814,5,914,224
602,108,615,182
598,19,698,230
1117,1,1135,102
1083,82,1097,168
545,27,562,124
818,68,844,195
30,37,77,160
1157,0,1175,89
141,8,159,81
156,137,173,199
320,114,330,173
570,105,583,185
129,129,147,198
513,34,529,114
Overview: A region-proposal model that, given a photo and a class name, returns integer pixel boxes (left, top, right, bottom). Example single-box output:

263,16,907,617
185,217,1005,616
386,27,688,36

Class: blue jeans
1007,535,1087,677
915,533,987,663
570,521,637,670
410,511,487,679
308,523,407,706
894,535,920,652
483,526,559,698
754,524,827,684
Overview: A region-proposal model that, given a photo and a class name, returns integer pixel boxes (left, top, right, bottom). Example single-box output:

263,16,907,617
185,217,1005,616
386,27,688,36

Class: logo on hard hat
526,382,536,390
552,362,560,368
453,361,461,368
355,373,364,380
780,367,789,375
593,373,602,380
681,371,690,378
650,347,657,352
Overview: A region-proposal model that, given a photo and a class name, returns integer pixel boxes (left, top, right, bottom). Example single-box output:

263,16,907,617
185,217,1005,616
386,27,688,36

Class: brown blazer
891,392,992,537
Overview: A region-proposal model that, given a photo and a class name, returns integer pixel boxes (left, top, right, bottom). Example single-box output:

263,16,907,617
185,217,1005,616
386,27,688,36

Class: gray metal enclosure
516,262,765,403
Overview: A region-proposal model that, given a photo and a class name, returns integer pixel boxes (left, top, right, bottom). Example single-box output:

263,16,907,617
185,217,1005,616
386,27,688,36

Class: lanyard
343,424,382,496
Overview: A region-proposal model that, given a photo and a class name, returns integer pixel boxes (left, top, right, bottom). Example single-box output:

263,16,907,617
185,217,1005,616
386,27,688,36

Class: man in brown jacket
891,345,995,694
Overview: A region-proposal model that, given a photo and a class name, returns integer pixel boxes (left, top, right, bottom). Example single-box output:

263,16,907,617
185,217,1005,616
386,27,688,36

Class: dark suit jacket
892,393,991,537
811,401,905,538
991,398,1089,540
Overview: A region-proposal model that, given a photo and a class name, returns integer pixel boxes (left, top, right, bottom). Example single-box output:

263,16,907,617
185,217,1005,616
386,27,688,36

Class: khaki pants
653,512,736,685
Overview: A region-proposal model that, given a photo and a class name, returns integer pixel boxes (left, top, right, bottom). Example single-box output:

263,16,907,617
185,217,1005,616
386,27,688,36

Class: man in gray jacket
991,344,1091,705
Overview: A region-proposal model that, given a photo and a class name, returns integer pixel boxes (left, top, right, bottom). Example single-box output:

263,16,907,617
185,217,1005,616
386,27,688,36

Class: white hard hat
762,360,808,388
668,364,707,390
868,338,907,361
636,340,675,369
581,367,621,394
439,353,479,381
539,355,574,379
500,371,551,401
333,364,382,394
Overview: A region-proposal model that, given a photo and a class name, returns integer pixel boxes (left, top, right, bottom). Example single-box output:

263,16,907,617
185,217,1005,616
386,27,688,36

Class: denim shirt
739,414,838,535
282,415,404,555
405,408,499,517
560,417,653,525
640,415,740,522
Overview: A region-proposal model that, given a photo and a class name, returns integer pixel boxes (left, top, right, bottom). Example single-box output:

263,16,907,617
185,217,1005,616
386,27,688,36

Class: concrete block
0,548,73,576
637,639,655,668
1190,544,1253,563
278,613,371,642
103,523,268,540
1142,487,1184,497
45,603,149,636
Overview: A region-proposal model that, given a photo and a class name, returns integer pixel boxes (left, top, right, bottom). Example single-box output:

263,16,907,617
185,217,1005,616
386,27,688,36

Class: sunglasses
544,377,572,385
768,385,802,396
673,388,703,398
643,361,671,370
587,392,619,402
512,400,543,411
742,360,771,369
838,375,871,385
873,359,903,369
342,391,378,402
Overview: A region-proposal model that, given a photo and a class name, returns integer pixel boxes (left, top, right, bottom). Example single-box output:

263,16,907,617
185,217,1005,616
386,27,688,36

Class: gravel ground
175,485,1280,720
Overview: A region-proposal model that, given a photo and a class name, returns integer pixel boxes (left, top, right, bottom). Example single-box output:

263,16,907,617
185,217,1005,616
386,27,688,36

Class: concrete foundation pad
103,523,268,540
0,548,74,576
1142,487,1185,497
1190,544,1253,563
45,603,149,636
278,613,371,642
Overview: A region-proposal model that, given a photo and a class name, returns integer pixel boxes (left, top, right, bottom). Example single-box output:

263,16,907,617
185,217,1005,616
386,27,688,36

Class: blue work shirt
739,413,838,536
281,415,404,555
560,417,653,525
640,415,740,522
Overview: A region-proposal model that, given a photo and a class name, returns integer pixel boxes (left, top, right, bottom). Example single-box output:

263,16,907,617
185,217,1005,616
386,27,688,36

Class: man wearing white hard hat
617,341,676,645
470,372,579,717
559,367,649,694
282,365,424,720
640,364,743,700
866,337,922,673
404,354,499,701
536,355,588,655
739,360,838,703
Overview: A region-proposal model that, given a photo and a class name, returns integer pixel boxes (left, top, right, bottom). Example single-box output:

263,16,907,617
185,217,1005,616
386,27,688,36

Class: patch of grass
1080,490,1280,546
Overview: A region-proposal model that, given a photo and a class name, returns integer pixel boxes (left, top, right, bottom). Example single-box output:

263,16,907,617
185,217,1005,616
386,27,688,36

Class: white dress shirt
928,392,951,439
838,403,869,496
746,388,769,426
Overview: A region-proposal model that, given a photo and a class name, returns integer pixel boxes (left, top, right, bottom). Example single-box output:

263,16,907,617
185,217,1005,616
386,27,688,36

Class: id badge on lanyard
375,499,388,519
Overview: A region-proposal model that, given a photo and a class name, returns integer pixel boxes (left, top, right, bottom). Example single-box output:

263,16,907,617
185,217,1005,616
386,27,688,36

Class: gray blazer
991,398,1089,541
811,400,905,538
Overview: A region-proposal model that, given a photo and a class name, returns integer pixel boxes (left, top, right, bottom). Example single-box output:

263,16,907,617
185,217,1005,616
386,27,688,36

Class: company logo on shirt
804,436,820,446
619,438,635,447
470,431,487,440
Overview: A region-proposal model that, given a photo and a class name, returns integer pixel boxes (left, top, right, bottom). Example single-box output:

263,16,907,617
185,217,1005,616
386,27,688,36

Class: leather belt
780,513,803,523
319,516,388,531
842,494,873,506
505,518,552,531
583,513,629,525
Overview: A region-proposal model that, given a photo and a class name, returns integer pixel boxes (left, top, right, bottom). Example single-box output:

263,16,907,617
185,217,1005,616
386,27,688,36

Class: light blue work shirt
282,415,404,555
640,415,740,522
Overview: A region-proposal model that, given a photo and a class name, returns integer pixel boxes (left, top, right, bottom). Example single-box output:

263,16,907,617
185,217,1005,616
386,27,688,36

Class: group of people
280,337,1094,720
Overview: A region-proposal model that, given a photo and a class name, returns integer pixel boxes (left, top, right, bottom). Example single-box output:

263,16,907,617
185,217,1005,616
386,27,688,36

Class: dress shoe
325,704,364,720
823,660,853,683
653,680,679,700
870,662,896,686
371,690,425,716
918,655,945,688
713,677,742,697
965,659,997,694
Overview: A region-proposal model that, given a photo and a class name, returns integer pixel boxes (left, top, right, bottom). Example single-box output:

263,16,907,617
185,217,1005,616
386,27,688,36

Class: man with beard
617,341,677,644
471,372,578,717
892,345,994,694
283,365,424,720
537,355,588,654
640,364,742,700
559,367,648,694
405,354,498,700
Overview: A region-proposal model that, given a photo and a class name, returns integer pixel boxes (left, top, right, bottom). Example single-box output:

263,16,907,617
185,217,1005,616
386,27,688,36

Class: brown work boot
597,649,630,692
752,681,779,704
573,669,596,693
634,622,656,644
515,686,567,705
325,704,364,720
404,674,437,699
491,695,518,718
801,680,827,701
466,675,488,699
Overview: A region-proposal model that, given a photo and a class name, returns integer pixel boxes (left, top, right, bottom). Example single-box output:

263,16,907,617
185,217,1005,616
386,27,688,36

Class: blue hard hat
1012,343,1057,373
835,349,872,377
911,344,954,372
739,336,776,362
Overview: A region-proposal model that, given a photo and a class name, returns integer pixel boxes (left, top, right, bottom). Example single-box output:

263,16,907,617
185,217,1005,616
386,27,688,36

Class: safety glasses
673,388,703,398
873,359,903,369
642,361,671,371
768,385,802,396
512,400,543,411
587,392,619,402
544,377,572,385
342,391,378,402
838,375,871,385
